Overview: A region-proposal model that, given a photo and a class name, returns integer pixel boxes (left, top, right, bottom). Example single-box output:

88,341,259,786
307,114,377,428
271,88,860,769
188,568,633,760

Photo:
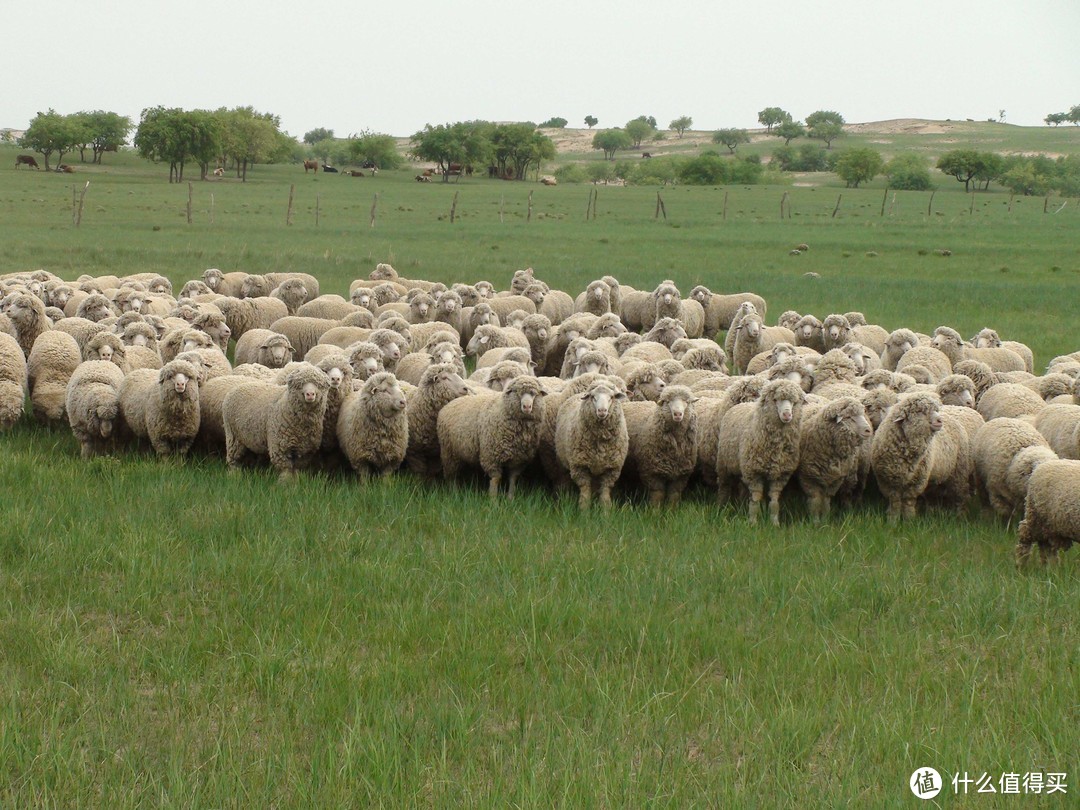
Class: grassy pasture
1,137,1078,807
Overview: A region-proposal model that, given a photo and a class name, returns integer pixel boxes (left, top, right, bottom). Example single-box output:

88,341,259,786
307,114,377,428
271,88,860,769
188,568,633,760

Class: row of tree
17,109,132,171
408,122,557,181
1044,105,1080,126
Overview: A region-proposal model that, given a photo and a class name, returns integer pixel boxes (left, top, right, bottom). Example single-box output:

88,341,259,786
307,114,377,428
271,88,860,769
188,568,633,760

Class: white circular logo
910,767,943,799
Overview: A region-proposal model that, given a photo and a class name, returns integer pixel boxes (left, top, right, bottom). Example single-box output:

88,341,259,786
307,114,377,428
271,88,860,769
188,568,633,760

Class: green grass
1,138,1078,807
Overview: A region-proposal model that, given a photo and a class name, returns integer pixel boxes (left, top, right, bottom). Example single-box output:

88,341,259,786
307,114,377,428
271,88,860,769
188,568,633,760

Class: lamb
687,287,767,337
796,397,874,522
972,418,1056,520
715,378,805,525
202,269,249,297
931,327,1025,373
554,378,630,510
731,313,796,375
234,328,295,368
871,392,973,522
118,359,201,457
27,330,80,423
621,385,698,506
336,372,409,481
438,376,548,498
65,360,125,458
269,316,340,360
405,363,472,478
1016,459,1080,564
222,364,331,480
0,332,27,429
975,382,1048,421
1032,404,1080,459
214,296,288,341
5,291,52,358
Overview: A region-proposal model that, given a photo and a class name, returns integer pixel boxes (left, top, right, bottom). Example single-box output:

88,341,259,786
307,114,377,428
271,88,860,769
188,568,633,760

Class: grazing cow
56,164,75,174
415,175,432,183
641,152,652,159
303,159,319,173
344,170,364,177
322,165,338,173
15,155,40,170
540,176,557,186
447,163,463,176
213,167,225,177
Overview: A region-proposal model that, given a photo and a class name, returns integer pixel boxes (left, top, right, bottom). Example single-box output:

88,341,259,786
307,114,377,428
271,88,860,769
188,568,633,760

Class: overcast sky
5,0,1078,139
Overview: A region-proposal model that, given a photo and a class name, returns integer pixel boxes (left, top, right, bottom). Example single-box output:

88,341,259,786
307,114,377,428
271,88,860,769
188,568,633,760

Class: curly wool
65,360,125,458
214,296,288,341
975,382,1047,421
0,332,27,429
336,372,409,480
1017,459,1080,564
119,359,201,456
234,328,295,368
732,313,796,375
554,378,629,510
1033,404,1080,459
27,330,80,422
6,292,52,358
796,396,873,522
972,418,1056,520
621,385,698,506
688,287,767,338
405,363,472,478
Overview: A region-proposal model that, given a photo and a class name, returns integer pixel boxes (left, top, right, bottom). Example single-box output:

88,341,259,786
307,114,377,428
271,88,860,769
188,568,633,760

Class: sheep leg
901,497,918,521
505,467,523,500
665,477,689,507
354,463,371,485
570,468,592,509
767,480,785,526
487,472,503,499
747,481,764,522
596,470,620,511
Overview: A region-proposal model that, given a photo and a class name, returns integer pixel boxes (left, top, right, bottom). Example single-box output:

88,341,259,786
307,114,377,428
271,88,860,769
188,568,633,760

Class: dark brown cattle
303,159,318,173
641,152,652,159
15,155,39,170
447,163,463,176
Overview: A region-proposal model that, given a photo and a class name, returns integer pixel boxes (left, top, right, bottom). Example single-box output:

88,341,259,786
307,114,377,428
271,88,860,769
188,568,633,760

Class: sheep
840,342,882,375
0,332,27,429
554,378,630,510
732,313,796,375
476,346,534,376
485,295,536,323
405,363,472,478
118,359,201,457
336,372,409,481
618,286,654,332
472,359,532,391
576,280,613,316
223,364,331,480
270,279,311,315
871,392,973,522
776,310,802,331
975,383,1048,421
934,374,976,409
688,287,767,337
895,345,952,382
509,267,535,295
642,281,705,338
571,349,616,378
621,341,673,366
396,340,466,386
694,376,766,488
680,345,727,373
213,296,288,342
459,302,499,349
313,354,354,457
744,342,818,376
810,349,861,396
438,376,548,498
232,329,292,369
972,418,1056,521
643,317,688,350
74,293,115,323
5,292,51,358
972,328,1035,373
65,360,125,458
82,332,128,371
368,328,409,373
793,315,826,353
466,324,530,359
240,272,319,302
160,328,214,364
268,316,340,360
952,359,1000,402
1016,459,1080,564
621,385,698,506
931,326,1025,373
796,397,874,523
862,368,917,394
344,341,385,383
183,346,230,381
880,328,921,371
202,269,248,297
1032,404,1080,459
715,378,805,525
191,311,231,353
1024,373,1074,402
27,330,80,423
521,313,554,370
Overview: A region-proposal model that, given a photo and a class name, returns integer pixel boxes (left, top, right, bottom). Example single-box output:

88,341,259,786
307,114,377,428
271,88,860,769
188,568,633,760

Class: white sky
4,0,1078,139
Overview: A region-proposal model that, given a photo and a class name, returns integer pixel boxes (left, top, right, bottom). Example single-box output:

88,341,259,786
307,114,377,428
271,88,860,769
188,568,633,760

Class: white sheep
336,371,409,481
118,359,201,457
1016,459,1080,564
65,360,125,458
796,397,874,523
972,418,1057,521
0,332,27,429
554,378,629,510
621,385,698,506
1032,404,1080,459
27,330,81,423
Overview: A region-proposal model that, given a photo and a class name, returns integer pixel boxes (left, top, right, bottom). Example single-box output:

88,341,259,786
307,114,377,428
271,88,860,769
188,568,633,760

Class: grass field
1,129,1078,806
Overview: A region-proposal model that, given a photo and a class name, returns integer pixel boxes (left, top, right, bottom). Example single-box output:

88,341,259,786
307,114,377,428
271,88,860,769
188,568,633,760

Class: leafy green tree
806,110,845,148
669,116,693,138
490,123,556,180
1045,112,1067,126
631,156,680,186
712,128,749,154
757,106,791,133
584,115,598,129
936,149,1001,192
304,128,333,145
134,106,222,182
885,153,933,190
973,152,1003,191
592,128,631,160
410,121,492,181
624,117,657,148
347,131,403,170
553,163,588,183
833,147,883,188
0,130,13,143
218,107,283,181
79,110,131,164
774,119,806,145
587,161,616,184
999,162,1051,196
19,109,80,171
539,117,567,129
311,137,351,167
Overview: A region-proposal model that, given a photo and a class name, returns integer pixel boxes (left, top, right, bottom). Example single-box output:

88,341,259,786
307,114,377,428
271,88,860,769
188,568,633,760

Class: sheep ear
892,412,906,423
835,413,845,423
615,391,628,401
580,391,591,400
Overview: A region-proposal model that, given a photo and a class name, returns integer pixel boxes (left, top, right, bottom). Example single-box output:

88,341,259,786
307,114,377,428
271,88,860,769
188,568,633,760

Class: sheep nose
221,327,231,338
596,409,608,419
664,294,672,303
305,391,317,402
175,380,187,393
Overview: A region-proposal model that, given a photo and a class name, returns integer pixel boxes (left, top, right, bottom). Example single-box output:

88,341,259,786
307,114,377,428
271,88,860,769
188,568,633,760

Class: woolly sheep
688,287,767,337
935,374,976,408
405,362,472,478
466,324,530,359
5,292,51,358
215,296,288,341
271,279,312,315
715,378,806,524
0,332,27,429
744,342,818,376
191,311,231,353
202,269,248,297
485,294,537,323
797,397,874,523
793,315,826,353
83,332,128,371
269,316,340,360
694,376,765,488
438,375,548,498
972,328,1035,373
345,341,385,383
522,313,554,370
223,364,331,480
234,328,295,368
27,330,80,423
641,281,705,338
1024,373,1074,402
472,359,532,391
160,328,214,364
895,345,952,382
75,293,115,323
554,378,630,510
1032,404,1080,459
972,418,1056,520
396,341,466,386
65,360,125,458
118,359,201,456
643,317,688,349
336,372,409,481
952,359,999,401
776,310,802,331
840,342,882,375
1016,459,1080,564
313,354,354,457
242,272,319,302
932,327,1025,373
576,280,613,316
621,385,698,506
975,382,1047,421
732,313,796,375
880,328,920,371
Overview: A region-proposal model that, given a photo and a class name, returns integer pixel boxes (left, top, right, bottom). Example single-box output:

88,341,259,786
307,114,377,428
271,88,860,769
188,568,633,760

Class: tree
218,107,283,181
805,110,845,149
584,115,598,129
409,121,492,181
19,109,80,171
1045,112,1067,126
774,119,806,145
936,149,1003,192
999,162,1051,196
712,128,749,154
1068,104,1080,125
348,130,403,170
885,153,933,190
625,117,656,148
539,117,567,129
973,152,1003,191
669,116,693,138
592,128,631,160
134,107,222,182
587,161,616,184
490,123,556,180
757,107,791,133
79,110,131,164
304,128,333,145
833,147,883,188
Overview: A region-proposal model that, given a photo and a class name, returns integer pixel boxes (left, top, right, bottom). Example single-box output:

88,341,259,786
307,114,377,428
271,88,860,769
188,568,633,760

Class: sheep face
743,314,762,340
429,342,460,366
580,383,625,421
363,373,407,414
974,328,1000,348
507,377,546,418
203,269,223,290
689,285,710,304
892,393,944,438
262,338,293,368
629,374,666,402
660,387,695,424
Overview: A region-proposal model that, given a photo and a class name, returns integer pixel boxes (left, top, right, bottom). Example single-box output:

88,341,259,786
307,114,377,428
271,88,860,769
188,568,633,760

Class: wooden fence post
722,191,728,222
927,190,935,217
527,190,533,222
286,184,295,226
75,181,89,227
832,194,842,218
187,182,193,225
450,190,459,223
880,186,888,217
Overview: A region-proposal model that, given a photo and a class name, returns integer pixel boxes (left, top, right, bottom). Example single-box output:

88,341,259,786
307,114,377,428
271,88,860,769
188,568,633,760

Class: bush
629,156,681,186
554,164,587,183
586,162,616,184
540,117,568,129
886,153,933,190
677,154,763,186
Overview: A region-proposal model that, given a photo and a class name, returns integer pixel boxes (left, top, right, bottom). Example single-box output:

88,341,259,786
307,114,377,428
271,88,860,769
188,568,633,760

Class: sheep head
761,379,805,425
579,380,626,422
361,371,407,413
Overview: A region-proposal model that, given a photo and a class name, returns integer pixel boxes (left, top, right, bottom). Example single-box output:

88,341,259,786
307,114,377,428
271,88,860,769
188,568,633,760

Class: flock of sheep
1,262,1078,565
